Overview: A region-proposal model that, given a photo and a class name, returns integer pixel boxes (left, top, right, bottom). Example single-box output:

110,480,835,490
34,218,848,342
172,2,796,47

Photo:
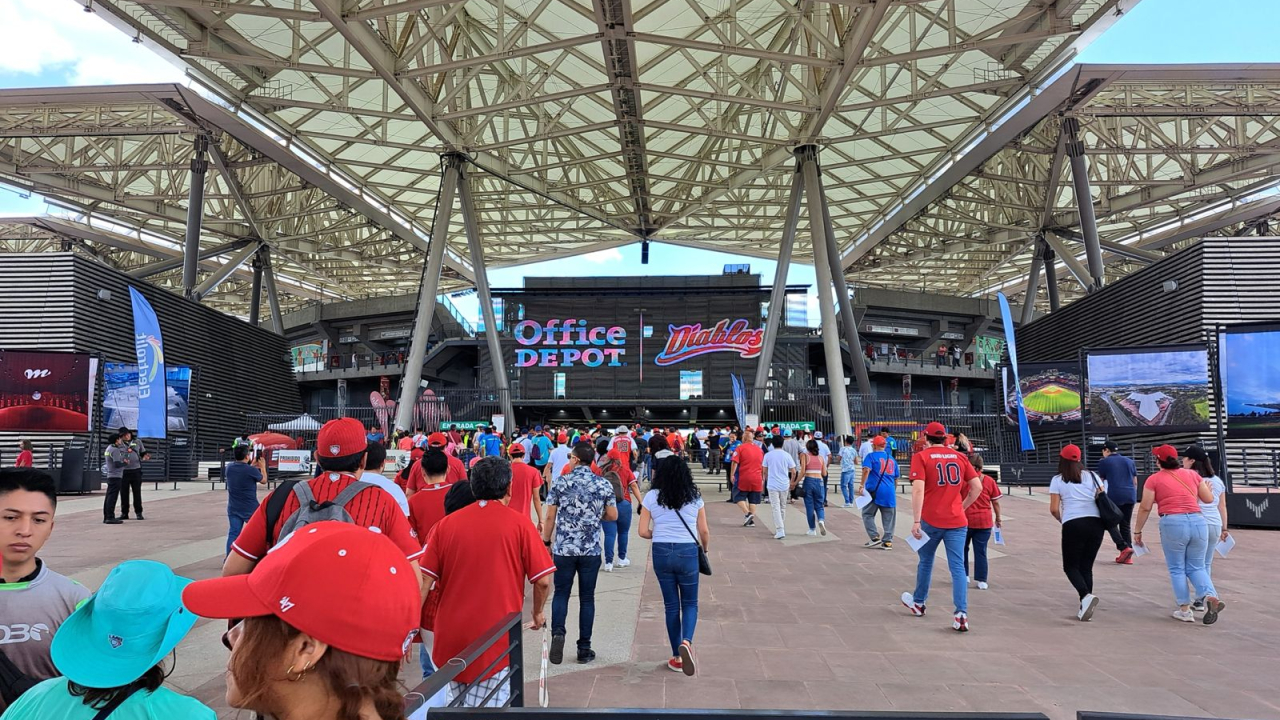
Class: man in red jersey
900,421,982,632
730,429,765,527
507,442,544,530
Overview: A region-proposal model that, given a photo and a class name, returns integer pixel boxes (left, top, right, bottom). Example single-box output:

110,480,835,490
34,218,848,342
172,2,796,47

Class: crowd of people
0,414,1234,719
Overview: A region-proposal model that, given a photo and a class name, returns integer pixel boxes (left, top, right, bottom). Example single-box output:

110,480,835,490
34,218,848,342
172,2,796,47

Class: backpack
530,438,543,464
263,478,374,547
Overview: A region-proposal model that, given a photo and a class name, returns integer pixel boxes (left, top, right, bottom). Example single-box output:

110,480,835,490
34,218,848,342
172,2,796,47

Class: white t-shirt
816,442,831,463
1049,472,1106,524
359,470,411,516
858,440,875,462
642,489,704,544
762,448,797,493
1199,475,1226,525
548,445,573,480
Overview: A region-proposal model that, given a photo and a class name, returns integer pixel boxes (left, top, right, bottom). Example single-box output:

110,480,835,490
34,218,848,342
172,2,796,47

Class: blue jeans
551,554,602,650
652,542,699,657
1159,513,1217,606
839,470,856,505
226,513,250,557
602,499,633,563
802,477,826,529
419,644,435,678
912,521,968,614
964,527,992,583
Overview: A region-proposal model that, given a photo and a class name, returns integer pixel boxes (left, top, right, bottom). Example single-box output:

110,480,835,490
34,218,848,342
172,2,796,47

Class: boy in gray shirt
102,433,128,525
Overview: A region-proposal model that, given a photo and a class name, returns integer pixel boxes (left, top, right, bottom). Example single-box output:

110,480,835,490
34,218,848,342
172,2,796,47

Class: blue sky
3,0,1280,321
1088,349,1209,387
1223,330,1280,410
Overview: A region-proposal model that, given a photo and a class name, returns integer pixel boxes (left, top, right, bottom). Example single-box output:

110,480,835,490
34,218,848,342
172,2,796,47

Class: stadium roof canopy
4,1,1278,318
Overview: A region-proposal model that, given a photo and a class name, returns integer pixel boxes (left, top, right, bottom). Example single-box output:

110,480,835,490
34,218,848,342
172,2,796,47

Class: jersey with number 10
909,446,979,528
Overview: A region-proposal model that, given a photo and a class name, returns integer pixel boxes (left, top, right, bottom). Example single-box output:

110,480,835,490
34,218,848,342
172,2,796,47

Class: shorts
734,489,762,505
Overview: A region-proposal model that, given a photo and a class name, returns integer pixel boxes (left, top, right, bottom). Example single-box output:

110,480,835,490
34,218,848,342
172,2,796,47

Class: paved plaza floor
43,472,1280,719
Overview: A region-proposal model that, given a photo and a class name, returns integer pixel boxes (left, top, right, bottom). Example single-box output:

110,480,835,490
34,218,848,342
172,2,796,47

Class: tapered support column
1064,117,1104,291
459,163,516,427
1041,238,1060,312
1020,248,1044,326
751,159,803,415
260,247,284,335
800,147,852,437
182,134,210,298
395,155,463,433
248,250,263,327
815,157,871,400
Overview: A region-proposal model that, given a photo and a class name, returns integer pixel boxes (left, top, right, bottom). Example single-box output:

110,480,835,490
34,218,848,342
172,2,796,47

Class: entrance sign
514,319,627,368
654,319,764,366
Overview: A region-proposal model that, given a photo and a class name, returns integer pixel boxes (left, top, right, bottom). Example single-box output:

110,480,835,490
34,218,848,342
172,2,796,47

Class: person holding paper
1133,445,1225,625
1182,445,1229,613
762,436,797,540
963,454,1001,590
858,435,898,549
901,422,982,632
1049,445,1106,621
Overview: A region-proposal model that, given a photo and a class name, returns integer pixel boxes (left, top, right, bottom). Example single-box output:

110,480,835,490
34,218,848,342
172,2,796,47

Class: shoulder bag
673,505,712,576
1090,472,1124,528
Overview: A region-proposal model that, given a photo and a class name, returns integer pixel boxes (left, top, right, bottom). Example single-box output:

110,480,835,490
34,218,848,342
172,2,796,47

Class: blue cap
52,560,196,688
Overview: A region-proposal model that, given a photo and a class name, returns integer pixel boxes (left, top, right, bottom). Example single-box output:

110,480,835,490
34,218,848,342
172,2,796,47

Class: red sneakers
1116,547,1135,564
666,657,683,673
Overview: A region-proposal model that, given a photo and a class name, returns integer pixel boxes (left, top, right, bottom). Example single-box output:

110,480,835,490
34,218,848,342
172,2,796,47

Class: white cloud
581,247,625,264
0,0,184,85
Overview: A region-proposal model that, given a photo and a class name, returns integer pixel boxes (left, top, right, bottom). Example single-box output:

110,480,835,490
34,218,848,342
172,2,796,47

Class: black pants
1106,503,1135,550
120,469,143,517
1061,517,1106,599
103,477,122,521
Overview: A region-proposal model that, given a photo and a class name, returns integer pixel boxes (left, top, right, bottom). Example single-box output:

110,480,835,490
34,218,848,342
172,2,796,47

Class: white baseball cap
814,431,824,438
615,425,628,434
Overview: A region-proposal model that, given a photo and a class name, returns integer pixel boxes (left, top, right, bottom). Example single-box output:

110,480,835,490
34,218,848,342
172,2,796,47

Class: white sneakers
805,529,817,536
1172,609,1195,623
617,558,631,568
1078,594,1099,622
952,612,969,632
774,530,786,540
818,520,828,536
603,562,614,572
977,581,989,590
900,592,925,617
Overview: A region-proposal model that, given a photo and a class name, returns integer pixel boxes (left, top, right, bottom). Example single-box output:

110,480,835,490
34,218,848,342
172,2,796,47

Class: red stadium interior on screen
0,350,94,432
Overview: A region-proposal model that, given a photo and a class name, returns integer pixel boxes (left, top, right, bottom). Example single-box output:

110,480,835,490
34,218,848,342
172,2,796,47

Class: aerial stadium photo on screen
1085,346,1211,432
1221,322,1280,438
1004,362,1083,426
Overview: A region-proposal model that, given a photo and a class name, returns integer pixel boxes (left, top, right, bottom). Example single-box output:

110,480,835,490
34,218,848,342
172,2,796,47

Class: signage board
775,421,815,432
866,324,920,337
376,328,412,340
276,450,313,474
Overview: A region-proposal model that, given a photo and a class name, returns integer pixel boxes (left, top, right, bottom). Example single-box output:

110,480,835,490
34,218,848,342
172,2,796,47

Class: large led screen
1085,345,1210,433
103,363,192,432
1221,322,1280,438
1003,361,1083,427
0,350,94,432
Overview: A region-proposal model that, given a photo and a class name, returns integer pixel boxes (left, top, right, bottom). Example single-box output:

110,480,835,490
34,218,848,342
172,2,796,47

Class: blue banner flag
730,374,749,430
128,286,167,438
997,292,1034,452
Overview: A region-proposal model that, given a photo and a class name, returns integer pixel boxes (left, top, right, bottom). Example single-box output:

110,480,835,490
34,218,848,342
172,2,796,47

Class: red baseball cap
924,421,947,438
427,432,448,447
557,433,568,444
872,436,887,448
182,523,419,662
1060,444,1082,462
316,418,367,458
1152,444,1179,462
507,443,526,456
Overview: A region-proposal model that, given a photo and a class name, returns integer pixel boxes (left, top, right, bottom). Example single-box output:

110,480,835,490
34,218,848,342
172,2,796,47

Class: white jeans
769,490,788,533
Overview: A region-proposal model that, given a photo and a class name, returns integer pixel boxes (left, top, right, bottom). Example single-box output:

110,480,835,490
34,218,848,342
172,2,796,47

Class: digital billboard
1085,345,1210,433
0,350,95,432
1002,361,1083,427
103,363,192,432
1220,322,1280,438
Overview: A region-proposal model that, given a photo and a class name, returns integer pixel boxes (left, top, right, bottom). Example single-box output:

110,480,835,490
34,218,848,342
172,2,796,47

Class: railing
437,292,476,336
404,612,525,714
426,710,1048,720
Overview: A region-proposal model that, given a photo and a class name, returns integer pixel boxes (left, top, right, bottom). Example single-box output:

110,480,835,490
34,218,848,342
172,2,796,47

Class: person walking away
118,428,146,520
730,430,764,527
800,440,828,536
0,469,91,712
506,443,545,531
1049,445,1106,621
857,431,875,466
963,454,1001,590
358,442,411,517
545,433,573,486
597,451,632,572
102,433,128,525
3,560,212,720
762,436,797,539
407,448,454,679
858,435,898,549
1133,445,1225,624
13,441,32,468
838,435,859,507
1096,441,1138,563
901,422,982,632
533,426,553,478
1182,445,1228,612
543,443,617,665
224,445,267,556
638,456,707,676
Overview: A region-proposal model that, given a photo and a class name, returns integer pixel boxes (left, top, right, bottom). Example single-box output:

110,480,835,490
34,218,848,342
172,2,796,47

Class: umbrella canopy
248,432,297,450
267,414,323,432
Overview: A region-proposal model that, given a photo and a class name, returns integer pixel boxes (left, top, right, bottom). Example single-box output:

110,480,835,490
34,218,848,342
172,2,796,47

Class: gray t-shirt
123,439,146,471
782,438,803,469
0,562,91,711
103,444,129,479
1049,472,1107,524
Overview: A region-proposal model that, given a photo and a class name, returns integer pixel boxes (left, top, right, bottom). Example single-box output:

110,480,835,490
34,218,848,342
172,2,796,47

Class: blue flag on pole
128,286,168,438
997,292,1034,452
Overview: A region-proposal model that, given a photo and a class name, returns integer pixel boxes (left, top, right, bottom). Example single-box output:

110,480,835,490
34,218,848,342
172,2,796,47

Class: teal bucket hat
51,560,197,689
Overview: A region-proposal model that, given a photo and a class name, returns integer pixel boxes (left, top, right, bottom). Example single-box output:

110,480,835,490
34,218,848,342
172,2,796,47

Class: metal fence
404,611,526,714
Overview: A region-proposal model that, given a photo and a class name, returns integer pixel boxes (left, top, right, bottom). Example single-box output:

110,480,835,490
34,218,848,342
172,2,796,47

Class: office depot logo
514,319,627,367
654,319,764,366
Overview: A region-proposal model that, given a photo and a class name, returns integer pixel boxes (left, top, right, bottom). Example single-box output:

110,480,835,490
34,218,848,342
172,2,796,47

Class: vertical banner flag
128,286,168,438
730,374,749,430
997,292,1034,451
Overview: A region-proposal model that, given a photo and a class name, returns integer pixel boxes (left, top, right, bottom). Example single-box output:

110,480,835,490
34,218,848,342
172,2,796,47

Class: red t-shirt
397,436,414,451
408,481,453,545
508,461,543,523
734,443,765,493
445,454,466,483
231,472,423,562
14,450,32,468
1144,469,1203,515
909,446,980,529
420,501,555,682
964,475,1002,530
404,453,465,493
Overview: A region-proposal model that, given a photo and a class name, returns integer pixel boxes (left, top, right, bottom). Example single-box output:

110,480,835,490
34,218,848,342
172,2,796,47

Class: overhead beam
193,240,262,300
128,239,251,278
1041,230,1094,292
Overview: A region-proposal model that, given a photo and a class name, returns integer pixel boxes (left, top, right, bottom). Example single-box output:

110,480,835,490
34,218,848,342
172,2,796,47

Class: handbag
1090,472,1124,528
673,506,712,576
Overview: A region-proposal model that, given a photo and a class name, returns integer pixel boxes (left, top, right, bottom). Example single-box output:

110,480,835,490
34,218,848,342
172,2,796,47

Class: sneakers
666,657,683,673
1191,599,1206,613
1172,609,1196,623
136,514,144,520
678,641,697,676
603,562,613,573
840,502,850,508
103,518,123,525
1202,596,1225,625
1116,547,1134,564
818,520,827,536
743,514,755,527
881,541,892,550
863,538,883,548
805,529,817,536
901,592,925,617
617,558,631,568
1078,594,1099,622
549,634,565,665
577,649,596,664
952,612,969,632
774,530,786,540
977,581,989,590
